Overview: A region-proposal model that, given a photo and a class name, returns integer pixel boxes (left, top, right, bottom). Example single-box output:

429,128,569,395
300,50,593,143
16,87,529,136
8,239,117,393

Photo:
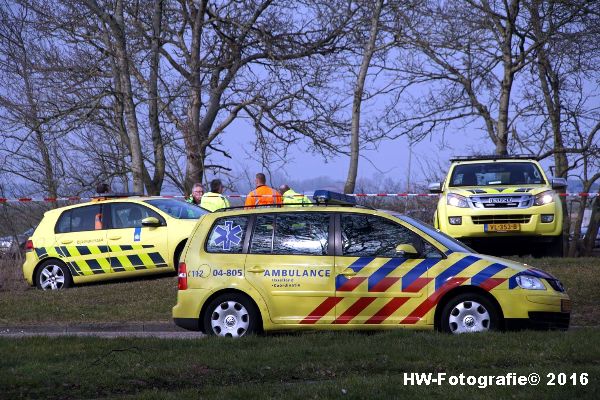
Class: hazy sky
217,118,516,193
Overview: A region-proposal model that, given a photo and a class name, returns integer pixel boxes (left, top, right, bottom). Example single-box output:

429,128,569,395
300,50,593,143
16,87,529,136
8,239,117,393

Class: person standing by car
244,173,281,208
278,184,312,207
201,179,231,211
186,183,204,206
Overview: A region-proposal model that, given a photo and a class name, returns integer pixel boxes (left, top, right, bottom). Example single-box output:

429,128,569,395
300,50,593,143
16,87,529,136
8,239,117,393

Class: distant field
1,329,598,399
1,257,599,326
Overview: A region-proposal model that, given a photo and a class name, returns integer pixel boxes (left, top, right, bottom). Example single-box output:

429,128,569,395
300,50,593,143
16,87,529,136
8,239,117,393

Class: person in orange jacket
244,173,282,208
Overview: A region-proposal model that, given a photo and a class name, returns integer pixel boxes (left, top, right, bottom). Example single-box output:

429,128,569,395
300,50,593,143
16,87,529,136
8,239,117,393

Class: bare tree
523,0,600,255
153,0,354,194
0,2,62,200
343,0,384,194
385,0,541,155
80,0,146,193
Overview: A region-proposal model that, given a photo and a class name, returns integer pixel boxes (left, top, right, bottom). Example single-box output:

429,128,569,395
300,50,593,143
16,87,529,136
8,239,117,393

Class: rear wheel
203,293,260,338
439,293,499,334
35,260,72,290
546,235,564,257
173,240,187,274
532,235,564,258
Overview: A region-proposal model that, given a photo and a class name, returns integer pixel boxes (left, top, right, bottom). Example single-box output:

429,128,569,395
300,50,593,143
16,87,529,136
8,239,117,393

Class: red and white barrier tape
0,192,597,203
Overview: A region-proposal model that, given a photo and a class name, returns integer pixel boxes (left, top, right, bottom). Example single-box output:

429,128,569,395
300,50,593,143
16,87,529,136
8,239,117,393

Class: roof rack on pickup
450,154,538,162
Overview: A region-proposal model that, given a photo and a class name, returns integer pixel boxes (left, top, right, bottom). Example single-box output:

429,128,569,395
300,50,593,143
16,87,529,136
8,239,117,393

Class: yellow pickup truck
429,156,566,257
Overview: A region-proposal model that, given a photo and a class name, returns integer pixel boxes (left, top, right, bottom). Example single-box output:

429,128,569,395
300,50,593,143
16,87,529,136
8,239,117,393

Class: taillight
25,240,34,252
178,262,187,290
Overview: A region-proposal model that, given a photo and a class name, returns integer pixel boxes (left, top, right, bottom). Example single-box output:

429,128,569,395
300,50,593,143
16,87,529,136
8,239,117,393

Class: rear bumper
173,318,201,331
505,312,570,331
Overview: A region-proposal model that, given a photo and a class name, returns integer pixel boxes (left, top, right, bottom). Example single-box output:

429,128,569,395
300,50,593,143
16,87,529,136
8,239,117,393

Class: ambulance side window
206,216,248,253
55,205,102,233
272,213,329,256
250,215,274,254
108,203,163,229
249,213,330,256
341,214,422,258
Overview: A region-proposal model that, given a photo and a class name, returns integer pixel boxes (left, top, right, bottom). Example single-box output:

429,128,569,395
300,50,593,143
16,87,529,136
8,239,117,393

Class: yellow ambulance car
23,195,207,290
173,191,570,336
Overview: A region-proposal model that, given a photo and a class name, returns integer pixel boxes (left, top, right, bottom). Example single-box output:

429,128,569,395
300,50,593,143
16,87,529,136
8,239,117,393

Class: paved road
0,322,205,339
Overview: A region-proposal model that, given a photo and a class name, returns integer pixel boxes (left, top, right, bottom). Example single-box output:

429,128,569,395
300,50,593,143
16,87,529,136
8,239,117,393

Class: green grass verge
1,329,598,399
1,257,599,326
0,275,177,325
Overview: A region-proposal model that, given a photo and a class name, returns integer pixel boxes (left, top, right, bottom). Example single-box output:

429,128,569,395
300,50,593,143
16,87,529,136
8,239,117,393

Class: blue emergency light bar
312,190,357,206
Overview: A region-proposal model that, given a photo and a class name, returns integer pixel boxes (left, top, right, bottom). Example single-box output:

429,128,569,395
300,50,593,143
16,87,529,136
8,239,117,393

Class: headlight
516,275,546,290
534,190,555,206
447,193,469,208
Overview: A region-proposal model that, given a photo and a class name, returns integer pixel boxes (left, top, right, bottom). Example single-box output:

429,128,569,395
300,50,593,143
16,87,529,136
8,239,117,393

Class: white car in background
0,228,35,256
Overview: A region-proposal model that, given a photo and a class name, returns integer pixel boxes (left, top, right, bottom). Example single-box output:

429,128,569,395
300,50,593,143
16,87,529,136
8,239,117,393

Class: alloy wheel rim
40,265,65,290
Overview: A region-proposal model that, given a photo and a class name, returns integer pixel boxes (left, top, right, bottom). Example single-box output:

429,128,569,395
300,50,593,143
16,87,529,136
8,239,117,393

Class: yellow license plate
485,223,520,232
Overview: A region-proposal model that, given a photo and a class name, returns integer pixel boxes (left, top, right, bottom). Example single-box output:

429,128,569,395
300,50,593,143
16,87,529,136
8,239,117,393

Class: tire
35,260,72,291
532,236,564,258
173,240,187,274
439,293,499,334
546,235,564,257
203,293,260,338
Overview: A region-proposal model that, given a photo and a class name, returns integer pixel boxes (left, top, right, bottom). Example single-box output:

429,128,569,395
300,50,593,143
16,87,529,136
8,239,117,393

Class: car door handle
108,235,121,240
247,266,265,273
60,239,73,244
341,269,357,277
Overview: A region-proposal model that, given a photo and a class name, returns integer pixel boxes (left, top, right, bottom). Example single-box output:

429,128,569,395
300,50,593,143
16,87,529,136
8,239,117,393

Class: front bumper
505,312,570,330
439,203,562,239
174,318,201,331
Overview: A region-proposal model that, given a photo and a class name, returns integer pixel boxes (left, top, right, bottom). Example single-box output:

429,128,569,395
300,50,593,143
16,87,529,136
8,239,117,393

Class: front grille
471,215,532,224
470,194,533,209
482,202,520,208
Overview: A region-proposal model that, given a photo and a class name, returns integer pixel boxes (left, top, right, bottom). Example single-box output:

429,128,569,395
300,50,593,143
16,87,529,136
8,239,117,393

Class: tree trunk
583,196,600,256
494,0,520,156
344,0,383,194
145,0,165,195
182,0,208,194
83,0,146,194
22,54,59,203
530,0,571,254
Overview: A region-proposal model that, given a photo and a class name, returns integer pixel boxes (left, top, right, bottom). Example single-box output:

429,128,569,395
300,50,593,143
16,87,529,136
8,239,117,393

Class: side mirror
428,182,442,194
141,217,161,227
551,178,567,190
396,244,419,258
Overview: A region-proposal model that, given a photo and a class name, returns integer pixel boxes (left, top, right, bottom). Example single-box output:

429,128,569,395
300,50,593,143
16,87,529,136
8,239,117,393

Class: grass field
1,329,598,399
1,257,599,326
1,257,599,398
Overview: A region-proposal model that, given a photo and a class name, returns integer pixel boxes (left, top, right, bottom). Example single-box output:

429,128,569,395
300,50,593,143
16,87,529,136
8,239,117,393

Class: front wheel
203,293,260,338
35,260,72,290
439,293,500,334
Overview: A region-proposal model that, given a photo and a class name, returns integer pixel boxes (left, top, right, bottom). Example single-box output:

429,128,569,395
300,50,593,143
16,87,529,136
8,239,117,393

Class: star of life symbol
214,221,243,250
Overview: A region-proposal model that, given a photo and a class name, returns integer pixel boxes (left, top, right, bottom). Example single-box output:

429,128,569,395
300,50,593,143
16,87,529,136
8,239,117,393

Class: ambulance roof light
312,190,357,206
